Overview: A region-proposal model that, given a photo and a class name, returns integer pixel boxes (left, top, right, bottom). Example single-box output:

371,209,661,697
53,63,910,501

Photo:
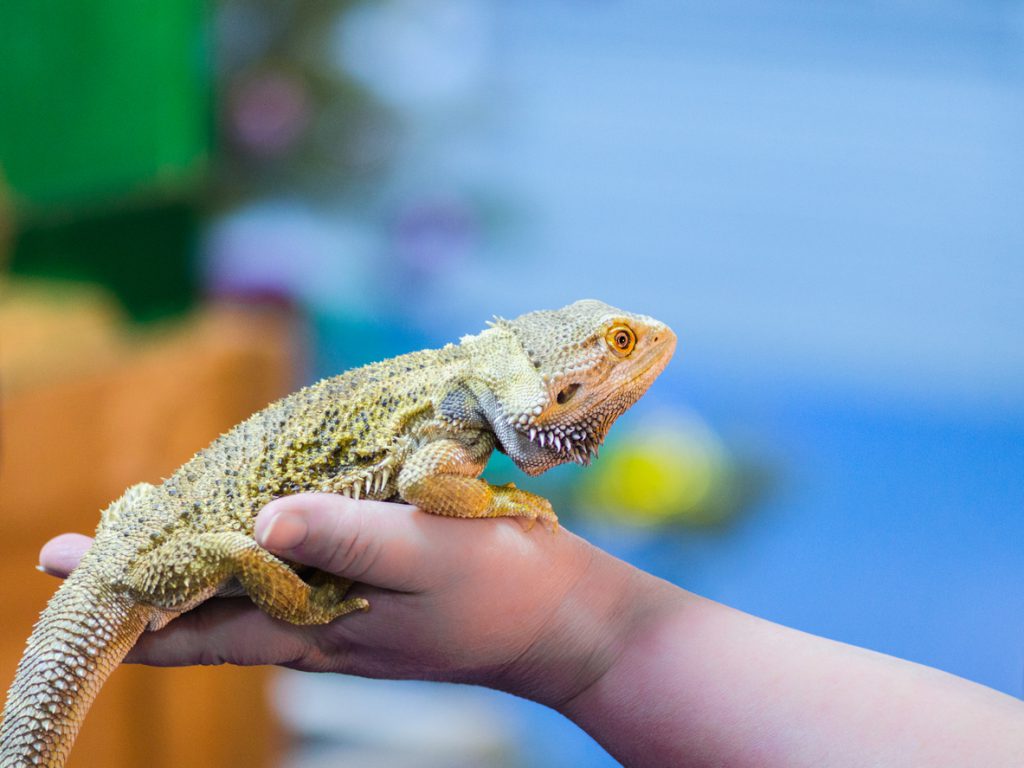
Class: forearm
38,506,1024,767
538,549,1024,768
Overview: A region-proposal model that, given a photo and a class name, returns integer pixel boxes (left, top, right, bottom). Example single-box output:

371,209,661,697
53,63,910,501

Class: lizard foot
129,533,370,626
491,487,559,533
400,470,559,532
517,508,560,534
308,571,370,621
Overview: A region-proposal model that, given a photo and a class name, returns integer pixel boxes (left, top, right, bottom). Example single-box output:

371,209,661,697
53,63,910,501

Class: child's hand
39,492,1024,767
38,493,632,708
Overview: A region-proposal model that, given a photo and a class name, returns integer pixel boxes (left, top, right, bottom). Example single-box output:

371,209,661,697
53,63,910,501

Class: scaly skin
0,299,676,766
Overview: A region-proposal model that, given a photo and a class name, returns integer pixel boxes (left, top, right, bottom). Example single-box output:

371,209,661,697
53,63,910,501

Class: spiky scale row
331,465,394,500
519,421,601,466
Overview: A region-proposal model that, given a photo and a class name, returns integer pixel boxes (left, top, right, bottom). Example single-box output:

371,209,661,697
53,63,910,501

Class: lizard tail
0,561,151,767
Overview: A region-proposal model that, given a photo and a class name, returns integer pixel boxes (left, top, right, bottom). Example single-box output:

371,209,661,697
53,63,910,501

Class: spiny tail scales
0,559,151,767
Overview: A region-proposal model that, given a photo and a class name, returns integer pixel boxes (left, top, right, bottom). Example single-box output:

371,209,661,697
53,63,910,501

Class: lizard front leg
127,532,368,626
398,438,558,530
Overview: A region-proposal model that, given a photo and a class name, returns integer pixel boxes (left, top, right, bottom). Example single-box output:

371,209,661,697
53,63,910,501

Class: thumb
254,493,436,592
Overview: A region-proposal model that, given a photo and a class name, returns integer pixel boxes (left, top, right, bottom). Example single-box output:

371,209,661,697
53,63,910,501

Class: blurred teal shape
0,0,209,211
312,306,429,381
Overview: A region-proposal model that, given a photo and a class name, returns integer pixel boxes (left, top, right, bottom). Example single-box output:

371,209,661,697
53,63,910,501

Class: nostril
556,384,580,405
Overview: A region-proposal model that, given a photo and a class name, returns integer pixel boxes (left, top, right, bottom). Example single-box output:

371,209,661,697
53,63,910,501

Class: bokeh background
2,1,1023,766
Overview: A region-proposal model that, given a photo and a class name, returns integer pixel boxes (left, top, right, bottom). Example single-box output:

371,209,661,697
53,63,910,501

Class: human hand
43,493,1024,768
38,493,645,708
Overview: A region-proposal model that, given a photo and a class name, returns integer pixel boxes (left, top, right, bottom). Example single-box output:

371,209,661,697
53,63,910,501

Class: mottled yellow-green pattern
0,300,676,767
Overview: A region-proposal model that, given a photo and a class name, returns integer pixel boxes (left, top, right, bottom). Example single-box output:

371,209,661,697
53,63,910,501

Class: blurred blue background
3,1,1023,766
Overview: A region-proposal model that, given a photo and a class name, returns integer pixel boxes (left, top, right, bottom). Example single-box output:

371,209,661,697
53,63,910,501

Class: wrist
491,535,682,712
554,571,696,767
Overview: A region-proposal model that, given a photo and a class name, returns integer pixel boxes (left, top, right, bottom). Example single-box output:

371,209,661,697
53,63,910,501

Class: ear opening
556,383,580,405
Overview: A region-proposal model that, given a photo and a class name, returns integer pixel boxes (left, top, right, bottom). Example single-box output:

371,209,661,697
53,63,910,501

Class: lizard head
484,299,677,475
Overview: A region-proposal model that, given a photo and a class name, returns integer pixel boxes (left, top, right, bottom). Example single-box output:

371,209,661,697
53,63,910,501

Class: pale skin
40,494,1024,767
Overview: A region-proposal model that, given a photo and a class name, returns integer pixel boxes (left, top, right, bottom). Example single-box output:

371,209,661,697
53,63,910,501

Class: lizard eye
606,325,636,356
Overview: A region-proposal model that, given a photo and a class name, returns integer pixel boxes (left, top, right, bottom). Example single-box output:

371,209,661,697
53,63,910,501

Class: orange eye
606,325,636,356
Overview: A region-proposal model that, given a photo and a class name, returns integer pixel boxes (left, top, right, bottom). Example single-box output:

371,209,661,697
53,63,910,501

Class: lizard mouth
505,338,675,467
520,421,604,466
495,408,603,466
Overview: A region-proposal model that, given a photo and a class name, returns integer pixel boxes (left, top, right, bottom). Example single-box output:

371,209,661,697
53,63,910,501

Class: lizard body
0,299,676,766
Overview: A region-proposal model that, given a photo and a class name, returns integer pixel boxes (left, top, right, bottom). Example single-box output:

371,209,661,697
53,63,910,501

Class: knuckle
323,503,378,579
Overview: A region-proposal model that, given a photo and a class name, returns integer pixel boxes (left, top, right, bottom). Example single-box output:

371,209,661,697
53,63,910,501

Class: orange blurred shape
0,285,301,768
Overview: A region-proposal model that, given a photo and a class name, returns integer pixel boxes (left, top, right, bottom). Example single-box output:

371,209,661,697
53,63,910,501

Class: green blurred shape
0,0,209,210
1,0,210,321
12,202,199,322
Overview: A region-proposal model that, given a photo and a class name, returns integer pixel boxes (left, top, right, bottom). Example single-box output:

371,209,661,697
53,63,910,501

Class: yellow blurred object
1,278,128,392
0,289,299,768
577,411,737,527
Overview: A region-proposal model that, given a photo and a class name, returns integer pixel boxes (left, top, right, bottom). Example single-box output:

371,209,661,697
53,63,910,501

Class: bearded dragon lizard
0,299,676,766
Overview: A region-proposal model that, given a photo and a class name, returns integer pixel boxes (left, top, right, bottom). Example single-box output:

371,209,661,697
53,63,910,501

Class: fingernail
258,509,308,551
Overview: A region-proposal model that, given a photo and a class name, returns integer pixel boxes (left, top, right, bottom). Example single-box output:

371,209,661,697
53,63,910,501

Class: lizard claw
515,501,559,534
